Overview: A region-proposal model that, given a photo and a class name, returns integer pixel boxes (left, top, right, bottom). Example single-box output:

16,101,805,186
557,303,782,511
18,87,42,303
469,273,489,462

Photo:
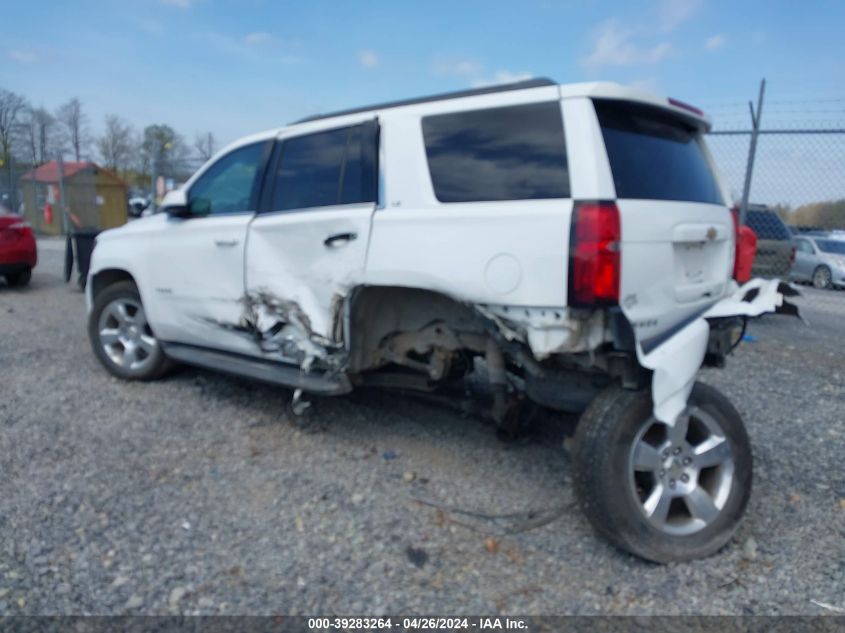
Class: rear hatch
593,99,732,343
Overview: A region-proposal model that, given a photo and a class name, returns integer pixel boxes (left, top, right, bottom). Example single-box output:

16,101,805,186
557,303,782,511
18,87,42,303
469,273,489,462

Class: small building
20,161,128,235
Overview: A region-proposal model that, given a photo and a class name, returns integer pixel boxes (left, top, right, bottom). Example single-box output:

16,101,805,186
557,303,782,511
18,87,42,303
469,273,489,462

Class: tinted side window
273,124,375,211
422,102,570,203
746,210,790,240
595,100,722,205
189,142,266,215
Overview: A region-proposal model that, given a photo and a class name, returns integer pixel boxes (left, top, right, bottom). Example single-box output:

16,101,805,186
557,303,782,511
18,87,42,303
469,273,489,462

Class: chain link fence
706,87,845,321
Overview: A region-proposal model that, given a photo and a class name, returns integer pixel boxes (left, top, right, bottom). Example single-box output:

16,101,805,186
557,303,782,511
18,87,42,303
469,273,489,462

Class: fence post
57,152,68,236
739,78,766,225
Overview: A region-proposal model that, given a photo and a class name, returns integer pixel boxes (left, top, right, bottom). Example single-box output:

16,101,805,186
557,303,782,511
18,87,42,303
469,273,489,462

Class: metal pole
57,152,68,235
739,78,766,225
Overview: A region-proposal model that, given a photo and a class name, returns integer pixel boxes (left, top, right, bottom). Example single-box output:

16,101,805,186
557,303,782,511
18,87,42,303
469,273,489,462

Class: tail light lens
5,221,33,238
569,201,621,306
731,206,758,284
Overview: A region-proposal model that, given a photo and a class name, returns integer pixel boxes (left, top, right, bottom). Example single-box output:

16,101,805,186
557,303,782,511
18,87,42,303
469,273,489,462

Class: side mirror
160,190,190,218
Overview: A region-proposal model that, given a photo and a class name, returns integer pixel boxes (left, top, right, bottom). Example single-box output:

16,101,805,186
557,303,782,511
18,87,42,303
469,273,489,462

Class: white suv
86,79,797,562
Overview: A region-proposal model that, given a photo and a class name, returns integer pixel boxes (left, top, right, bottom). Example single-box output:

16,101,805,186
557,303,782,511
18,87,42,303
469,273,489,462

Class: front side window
189,142,266,215
422,102,570,203
795,239,813,254
272,124,376,211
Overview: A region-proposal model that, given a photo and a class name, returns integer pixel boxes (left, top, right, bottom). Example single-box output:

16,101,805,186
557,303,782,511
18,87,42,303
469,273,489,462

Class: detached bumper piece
630,278,802,425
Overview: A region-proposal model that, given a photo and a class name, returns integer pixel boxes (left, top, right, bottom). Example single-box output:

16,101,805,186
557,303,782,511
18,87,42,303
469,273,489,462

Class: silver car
791,234,845,289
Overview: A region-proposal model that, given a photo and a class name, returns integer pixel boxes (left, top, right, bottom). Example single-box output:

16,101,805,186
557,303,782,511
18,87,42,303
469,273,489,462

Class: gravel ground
0,239,843,616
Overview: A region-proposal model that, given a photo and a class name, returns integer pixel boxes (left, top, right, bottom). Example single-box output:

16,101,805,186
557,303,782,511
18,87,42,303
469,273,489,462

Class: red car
0,214,37,287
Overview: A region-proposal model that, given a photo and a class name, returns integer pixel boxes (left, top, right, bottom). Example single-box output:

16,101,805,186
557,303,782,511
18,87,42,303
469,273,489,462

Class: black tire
88,280,172,381
572,381,752,563
5,268,32,287
813,265,832,289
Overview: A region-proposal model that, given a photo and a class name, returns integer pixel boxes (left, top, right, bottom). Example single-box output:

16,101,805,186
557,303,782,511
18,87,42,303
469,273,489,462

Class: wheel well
345,286,486,373
91,269,136,299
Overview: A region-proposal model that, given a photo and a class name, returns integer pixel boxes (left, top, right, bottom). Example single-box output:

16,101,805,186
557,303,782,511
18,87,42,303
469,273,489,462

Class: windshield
594,99,723,204
816,239,845,255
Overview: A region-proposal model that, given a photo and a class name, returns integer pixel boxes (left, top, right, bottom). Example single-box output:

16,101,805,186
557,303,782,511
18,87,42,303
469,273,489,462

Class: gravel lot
0,239,843,616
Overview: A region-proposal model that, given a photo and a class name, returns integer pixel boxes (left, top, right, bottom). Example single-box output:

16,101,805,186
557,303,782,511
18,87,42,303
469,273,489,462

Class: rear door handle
214,239,239,247
323,232,357,247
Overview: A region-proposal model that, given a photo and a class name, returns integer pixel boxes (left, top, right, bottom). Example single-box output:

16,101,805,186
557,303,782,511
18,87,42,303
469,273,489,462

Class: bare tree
194,131,216,162
141,124,191,186
19,106,55,166
0,88,28,198
97,114,135,174
56,97,90,161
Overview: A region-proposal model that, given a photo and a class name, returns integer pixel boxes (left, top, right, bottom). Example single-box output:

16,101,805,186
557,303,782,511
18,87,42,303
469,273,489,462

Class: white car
86,79,797,562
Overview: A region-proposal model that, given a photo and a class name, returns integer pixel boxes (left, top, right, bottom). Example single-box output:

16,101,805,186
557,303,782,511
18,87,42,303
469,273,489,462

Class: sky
3,0,845,204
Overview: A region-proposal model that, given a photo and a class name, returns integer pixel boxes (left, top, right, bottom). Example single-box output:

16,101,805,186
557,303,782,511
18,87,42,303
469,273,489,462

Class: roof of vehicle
294,78,557,123
206,79,712,173
289,79,712,129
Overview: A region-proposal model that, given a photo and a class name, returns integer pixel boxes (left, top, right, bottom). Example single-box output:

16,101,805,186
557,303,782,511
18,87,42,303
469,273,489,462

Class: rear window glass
422,102,569,203
817,239,845,255
594,99,722,205
745,210,791,240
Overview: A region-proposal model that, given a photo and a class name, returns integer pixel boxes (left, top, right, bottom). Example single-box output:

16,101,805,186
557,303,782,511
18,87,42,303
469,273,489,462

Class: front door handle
214,239,239,247
323,232,357,247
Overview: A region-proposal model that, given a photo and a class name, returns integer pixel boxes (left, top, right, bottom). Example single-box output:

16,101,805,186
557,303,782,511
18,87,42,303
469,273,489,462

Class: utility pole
739,78,766,225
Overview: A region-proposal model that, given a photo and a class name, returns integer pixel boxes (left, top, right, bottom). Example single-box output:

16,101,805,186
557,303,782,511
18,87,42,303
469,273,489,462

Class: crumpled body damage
630,279,801,424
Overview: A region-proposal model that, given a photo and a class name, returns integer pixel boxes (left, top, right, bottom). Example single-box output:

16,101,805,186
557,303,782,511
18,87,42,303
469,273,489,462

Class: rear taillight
8,221,30,233
731,206,757,284
569,201,621,306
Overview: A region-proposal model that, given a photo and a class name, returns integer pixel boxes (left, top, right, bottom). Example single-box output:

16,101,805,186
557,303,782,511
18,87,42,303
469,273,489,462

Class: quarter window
422,102,570,203
189,142,266,215
272,123,376,211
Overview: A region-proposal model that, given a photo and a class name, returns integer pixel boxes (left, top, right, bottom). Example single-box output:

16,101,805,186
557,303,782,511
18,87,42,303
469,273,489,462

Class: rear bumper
0,237,37,269
0,262,31,276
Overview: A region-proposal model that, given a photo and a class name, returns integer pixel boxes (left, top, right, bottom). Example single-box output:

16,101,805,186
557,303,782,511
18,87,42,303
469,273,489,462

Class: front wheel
813,266,832,289
572,382,752,563
88,281,171,380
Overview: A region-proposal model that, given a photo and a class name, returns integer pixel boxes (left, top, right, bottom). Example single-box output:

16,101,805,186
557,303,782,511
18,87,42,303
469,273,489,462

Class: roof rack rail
294,78,557,124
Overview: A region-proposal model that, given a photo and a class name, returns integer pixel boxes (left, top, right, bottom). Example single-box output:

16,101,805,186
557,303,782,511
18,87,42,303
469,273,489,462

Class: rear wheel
5,268,31,287
813,265,832,289
572,382,752,563
88,281,171,380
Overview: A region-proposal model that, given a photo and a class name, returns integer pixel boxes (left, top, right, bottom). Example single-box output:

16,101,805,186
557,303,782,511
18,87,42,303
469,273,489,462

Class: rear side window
272,123,376,211
422,102,570,203
745,210,791,240
817,239,845,255
594,100,723,205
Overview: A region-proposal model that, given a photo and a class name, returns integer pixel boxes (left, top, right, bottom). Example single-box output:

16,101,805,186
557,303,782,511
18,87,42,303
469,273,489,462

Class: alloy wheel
97,298,158,372
628,406,735,536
